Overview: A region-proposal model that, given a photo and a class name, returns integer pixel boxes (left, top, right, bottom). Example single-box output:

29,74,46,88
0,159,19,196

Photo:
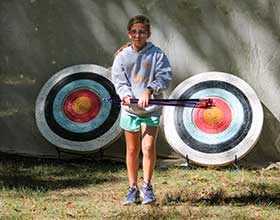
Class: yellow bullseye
203,107,223,125
72,96,92,114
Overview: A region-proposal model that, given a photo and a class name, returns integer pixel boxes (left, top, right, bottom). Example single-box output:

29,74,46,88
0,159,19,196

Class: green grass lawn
0,155,279,220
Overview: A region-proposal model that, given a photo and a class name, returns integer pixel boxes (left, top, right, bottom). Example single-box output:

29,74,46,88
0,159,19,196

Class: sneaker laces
143,184,154,197
127,187,138,199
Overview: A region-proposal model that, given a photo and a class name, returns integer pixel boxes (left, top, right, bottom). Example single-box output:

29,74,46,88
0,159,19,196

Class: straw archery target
35,64,122,152
163,72,263,166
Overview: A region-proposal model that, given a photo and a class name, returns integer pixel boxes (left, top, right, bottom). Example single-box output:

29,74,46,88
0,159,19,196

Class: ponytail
113,41,131,58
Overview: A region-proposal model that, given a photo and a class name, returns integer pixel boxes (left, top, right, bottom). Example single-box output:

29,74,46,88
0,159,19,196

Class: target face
35,64,122,152
163,72,263,166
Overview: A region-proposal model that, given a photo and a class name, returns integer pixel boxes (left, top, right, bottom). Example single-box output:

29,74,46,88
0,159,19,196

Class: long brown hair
113,15,151,58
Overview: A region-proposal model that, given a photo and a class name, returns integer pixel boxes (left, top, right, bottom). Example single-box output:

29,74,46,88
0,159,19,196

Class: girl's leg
141,125,159,184
124,130,140,188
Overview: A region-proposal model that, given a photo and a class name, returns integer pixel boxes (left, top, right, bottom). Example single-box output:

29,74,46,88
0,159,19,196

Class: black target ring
45,72,120,141
175,81,253,154
163,72,263,166
35,64,122,153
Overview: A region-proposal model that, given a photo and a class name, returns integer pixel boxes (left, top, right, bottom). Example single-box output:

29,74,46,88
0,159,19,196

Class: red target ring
194,98,232,134
163,72,264,166
63,89,101,123
35,64,122,153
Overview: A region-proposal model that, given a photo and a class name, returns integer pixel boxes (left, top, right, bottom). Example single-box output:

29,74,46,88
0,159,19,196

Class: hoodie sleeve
111,55,134,98
148,51,172,95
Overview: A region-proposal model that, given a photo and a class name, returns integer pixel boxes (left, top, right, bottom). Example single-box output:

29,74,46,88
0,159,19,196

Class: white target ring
163,72,263,166
35,64,122,153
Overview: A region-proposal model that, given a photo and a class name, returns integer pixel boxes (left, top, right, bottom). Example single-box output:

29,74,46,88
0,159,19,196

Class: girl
112,15,172,205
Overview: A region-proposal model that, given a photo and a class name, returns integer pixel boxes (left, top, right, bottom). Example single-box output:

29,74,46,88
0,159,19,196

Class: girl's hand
138,88,152,108
121,96,131,105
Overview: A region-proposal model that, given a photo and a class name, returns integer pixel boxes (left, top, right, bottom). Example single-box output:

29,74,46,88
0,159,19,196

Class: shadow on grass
198,191,280,206
108,207,191,220
0,154,125,191
160,184,280,206
0,174,93,191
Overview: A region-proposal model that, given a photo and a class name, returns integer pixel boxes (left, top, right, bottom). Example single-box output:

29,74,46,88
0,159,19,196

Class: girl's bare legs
124,130,140,188
141,125,158,184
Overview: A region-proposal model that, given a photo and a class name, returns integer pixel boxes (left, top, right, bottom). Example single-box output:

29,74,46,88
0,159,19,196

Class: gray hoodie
112,42,172,117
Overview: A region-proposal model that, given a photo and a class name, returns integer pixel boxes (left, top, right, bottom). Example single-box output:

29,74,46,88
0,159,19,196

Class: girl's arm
147,52,172,95
112,56,134,99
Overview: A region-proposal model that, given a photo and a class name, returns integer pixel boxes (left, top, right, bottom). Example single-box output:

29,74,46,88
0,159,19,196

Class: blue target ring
175,80,252,153
53,80,111,133
45,72,119,142
182,88,244,145
35,64,122,153
163,72,263,166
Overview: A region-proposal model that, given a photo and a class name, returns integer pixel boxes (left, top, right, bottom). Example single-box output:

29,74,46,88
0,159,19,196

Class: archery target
35,64,122,152
163,72,263,166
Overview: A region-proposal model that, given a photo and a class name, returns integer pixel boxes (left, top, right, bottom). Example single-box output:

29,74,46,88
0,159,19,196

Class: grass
0,155,279,220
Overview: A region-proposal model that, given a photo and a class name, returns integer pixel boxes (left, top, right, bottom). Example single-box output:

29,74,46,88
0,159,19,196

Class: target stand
163,72,263,167
35,64,122,154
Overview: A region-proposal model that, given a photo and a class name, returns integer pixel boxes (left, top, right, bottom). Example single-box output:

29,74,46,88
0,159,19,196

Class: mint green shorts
120,112,160,132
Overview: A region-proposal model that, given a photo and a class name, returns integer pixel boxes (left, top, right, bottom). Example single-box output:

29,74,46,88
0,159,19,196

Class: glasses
129,29,148,36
